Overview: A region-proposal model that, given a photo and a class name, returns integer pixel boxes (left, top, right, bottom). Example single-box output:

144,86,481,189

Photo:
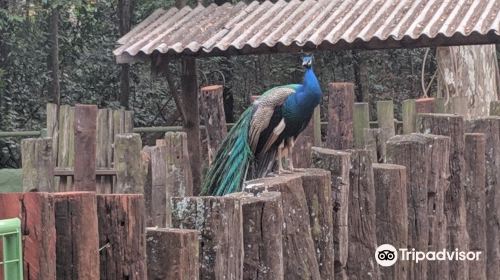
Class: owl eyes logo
375,244,398,267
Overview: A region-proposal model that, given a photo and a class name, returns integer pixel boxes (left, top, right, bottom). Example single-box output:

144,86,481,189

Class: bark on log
53,192,99,280
97,194,146,280
244,174,321,280
421,134,451,280
326,82,354,149
200,85,227,164
21,138,54,192
373,163,408,280
146,228,200,280
74,104,97,192
171,196,243,280
227,192,284,280
345,149,379,280
387,134,431,280
418,113,468,280
114,133,144,194
312,147,350,280
0,192,56,280
464,133,486,280
353,103,370,148
465,117,500,280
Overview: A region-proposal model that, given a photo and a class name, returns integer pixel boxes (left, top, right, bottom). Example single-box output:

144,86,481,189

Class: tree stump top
201,85,223,91
311,147,350,156
372,163,406,170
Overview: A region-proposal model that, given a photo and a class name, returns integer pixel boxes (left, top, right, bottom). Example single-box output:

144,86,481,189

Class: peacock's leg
285,137,304,172
277,143,286,175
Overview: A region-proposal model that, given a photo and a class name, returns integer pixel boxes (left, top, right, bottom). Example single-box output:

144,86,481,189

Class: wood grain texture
21,138,54,192
114,133,144,194
200,85,227,165
326,82,354,150
57,105,75,191
74,104,97,192
353,103,370,148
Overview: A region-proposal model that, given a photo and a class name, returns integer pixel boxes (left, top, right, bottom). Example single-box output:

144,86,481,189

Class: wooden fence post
150,144,168,227
96,108,113,193
200,85,227,164
146,228,199,280
466,117,500,279
21,138,54,192
376,100,395,136
387,134,431,280
171,196,243,280
363,128,389,163
114,133,144,194
57,104,75,191
353,103,370,148
228,192,284,280
345,149,379,280
402,99,416,134
373,163,408,280
292,117,314,169
312,148,350,280
46,103,59,163
53,192,99,280
326,82,354,149
421,134,450,280
165,132,193,202
0,193,56,280
97,194,146,280
416,98,435,114
464,133,486,280
244,174,321,280
74,104,97,192
417,113,468,280
313,106,321,146
301,169,334,280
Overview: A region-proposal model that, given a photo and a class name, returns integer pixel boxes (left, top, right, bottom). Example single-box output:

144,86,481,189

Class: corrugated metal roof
114,0,500,61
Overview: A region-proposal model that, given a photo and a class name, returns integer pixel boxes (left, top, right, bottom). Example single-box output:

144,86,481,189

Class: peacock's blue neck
283,67,322,120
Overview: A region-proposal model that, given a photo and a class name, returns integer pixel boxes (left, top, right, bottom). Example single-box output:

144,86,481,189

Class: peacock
200,55,322,196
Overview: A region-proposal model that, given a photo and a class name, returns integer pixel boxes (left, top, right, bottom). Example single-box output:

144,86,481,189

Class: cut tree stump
326,82,354,149
464,133,486,280
244,174,321,280
171,196,243,280
345,149,379,280
0,192,56,280
228,192,284,280
53,192,99,280
114,133,144,194
146,228,200,280
466,117,500,280
418,113,468,280
21,138,54,192
387,134,431,280
73,104,97,192
312,147,350,280
373,163,408,280
97,194,146,280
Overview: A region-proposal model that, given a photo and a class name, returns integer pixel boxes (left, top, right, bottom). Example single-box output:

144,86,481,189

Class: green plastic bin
0,218,23,280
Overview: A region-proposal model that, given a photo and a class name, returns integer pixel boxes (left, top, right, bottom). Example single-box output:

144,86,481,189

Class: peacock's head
302,54,313,69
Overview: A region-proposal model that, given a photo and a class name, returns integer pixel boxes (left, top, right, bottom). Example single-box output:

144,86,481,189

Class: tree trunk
48,7,60,105
436,45,499,119
118,0,133,109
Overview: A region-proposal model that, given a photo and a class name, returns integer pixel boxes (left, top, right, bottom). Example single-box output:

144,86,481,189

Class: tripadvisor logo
375,244,482,267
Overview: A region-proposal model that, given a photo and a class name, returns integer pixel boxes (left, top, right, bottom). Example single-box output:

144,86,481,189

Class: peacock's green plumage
200,55,322,196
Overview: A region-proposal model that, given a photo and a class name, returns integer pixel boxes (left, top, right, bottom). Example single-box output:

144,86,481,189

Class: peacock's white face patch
302,55,313,68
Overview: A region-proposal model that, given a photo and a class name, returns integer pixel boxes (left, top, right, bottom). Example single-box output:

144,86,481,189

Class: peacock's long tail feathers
200,108,254,196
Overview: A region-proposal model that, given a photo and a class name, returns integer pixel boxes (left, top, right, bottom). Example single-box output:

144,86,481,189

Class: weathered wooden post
326,82,354,149
96,108,114,193
0,193,56,280
74,104,97,192
418,113,468,280
301,169,334,280
149,144,168,227
490,101,500,116
292,118,315,168
244,174,321,280
402,99,416,134
146,228,200,280
387,134,430,280
46,103,59,162
228,192,284,280
421,134,450,280
466,117,500,280
21,138,54,192
353,103,370,148
141,146,153,226
114,133,144,194
53,192,99,279
312,148,350,280
363,128,389,163
57,104,75,191
200,85,227,164
345,149,379,280
464,133,486,280
97,194,146,280
373,163,408,280
416,98,435,114
171,196,243,280
376,100,395,136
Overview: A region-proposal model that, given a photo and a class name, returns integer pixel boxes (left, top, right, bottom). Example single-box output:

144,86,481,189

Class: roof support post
181,57,202,195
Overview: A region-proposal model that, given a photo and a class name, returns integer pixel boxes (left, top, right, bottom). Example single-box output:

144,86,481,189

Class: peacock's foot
291,167,306,172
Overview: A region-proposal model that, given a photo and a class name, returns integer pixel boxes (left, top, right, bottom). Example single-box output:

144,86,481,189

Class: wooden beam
21,138,54,192
73,104,97,192
114,133,144,194
326,83,354,149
